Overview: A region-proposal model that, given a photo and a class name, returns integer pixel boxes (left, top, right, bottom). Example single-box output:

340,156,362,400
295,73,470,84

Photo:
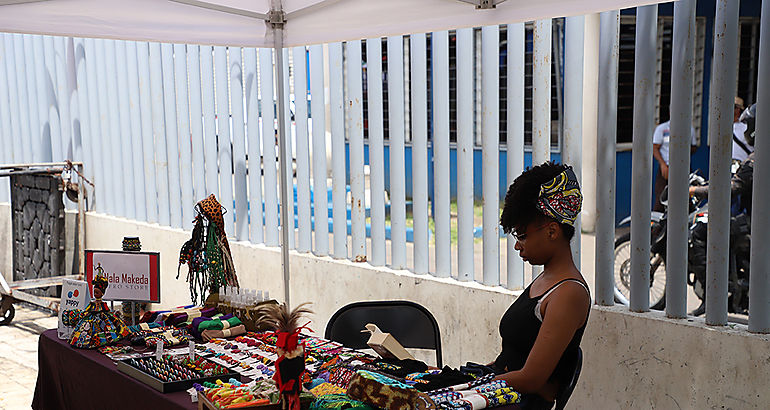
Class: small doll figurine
256,302,312,410
61,263,130,348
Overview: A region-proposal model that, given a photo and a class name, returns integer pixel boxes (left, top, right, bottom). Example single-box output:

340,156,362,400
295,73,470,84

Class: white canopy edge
0,0,668,47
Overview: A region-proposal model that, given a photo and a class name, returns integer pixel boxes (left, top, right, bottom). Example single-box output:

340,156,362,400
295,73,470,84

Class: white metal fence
1,0,769,333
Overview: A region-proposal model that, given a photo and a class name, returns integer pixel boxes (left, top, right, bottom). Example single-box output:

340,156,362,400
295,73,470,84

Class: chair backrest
324,300,442,367
554,347,583,410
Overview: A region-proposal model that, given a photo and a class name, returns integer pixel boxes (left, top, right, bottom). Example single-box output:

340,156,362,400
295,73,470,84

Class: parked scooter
613,172,707,310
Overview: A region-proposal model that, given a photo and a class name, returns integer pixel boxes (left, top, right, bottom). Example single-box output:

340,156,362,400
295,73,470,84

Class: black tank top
494,278,590,388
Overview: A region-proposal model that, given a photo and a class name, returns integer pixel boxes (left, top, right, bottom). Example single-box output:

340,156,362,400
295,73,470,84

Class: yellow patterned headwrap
537,167,582,226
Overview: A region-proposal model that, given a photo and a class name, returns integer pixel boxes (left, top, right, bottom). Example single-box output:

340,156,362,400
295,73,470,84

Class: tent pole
270,2,291,307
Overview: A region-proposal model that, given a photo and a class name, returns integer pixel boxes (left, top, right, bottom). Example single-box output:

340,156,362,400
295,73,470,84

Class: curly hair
500,161,576,240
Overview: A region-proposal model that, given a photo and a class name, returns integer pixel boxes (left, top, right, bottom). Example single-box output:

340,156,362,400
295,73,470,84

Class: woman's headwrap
537,167,582,226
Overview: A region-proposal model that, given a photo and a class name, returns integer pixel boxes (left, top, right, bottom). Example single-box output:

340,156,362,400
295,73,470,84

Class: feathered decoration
177,195,239,304
255,302,313,410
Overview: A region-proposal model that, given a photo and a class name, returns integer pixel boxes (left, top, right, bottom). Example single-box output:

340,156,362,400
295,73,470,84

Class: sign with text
85,250,160,302
57,279,90,340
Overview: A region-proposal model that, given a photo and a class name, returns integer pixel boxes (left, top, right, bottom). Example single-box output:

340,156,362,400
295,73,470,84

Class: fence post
630,5,658,313
347,40,367,261
387,36,407,269
309,45,329,256
595,10,619,306
411,33,429,274
706,0,740,326
367,38,386,267
456,28,474,281
433,31,451,278
749,0,770,333
481,25,500,287
667,0,697,318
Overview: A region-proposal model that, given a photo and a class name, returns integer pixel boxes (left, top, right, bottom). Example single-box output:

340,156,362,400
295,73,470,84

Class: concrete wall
575,305,770,409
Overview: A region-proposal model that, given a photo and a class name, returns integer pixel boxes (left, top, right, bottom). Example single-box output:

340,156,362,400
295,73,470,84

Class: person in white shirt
732,97,753,163
652,119,698,212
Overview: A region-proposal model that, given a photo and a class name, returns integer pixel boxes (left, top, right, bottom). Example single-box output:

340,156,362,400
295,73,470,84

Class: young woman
493,162,591,409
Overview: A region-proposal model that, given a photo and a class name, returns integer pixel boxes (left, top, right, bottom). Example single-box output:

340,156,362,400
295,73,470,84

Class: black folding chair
554,347,583,410
324,300,442,367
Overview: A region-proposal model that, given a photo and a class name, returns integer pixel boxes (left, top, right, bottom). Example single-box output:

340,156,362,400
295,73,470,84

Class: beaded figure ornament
61,263,130,348
256,302,313,410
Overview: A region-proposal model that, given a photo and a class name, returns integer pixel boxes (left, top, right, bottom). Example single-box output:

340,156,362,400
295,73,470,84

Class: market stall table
32,329,237,410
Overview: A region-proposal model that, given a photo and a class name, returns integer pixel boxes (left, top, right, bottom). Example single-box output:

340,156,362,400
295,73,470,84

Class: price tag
189,341,196,360
156,340,164,360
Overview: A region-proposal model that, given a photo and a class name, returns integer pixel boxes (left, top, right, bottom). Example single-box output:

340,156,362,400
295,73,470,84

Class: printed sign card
85,250,161,303
57,279,90,340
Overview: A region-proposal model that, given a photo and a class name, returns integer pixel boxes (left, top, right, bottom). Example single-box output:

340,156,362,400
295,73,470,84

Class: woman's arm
493,283,590,393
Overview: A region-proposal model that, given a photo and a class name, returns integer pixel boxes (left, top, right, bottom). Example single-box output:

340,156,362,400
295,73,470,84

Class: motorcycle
613,172,707,310
687,203,752,314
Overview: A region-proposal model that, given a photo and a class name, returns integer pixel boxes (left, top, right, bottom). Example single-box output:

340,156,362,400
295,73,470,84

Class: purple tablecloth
33,329,197,410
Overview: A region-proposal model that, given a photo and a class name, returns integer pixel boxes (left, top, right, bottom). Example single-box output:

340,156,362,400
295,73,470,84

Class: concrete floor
0,304,57,410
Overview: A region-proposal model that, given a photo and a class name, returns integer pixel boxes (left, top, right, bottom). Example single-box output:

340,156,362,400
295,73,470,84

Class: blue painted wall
341,0,762,225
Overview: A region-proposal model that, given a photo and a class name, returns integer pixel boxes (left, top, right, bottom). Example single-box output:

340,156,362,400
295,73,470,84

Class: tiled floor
0,304,57,410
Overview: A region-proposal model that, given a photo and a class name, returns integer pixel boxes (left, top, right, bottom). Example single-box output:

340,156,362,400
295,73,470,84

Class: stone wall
10,174,64,284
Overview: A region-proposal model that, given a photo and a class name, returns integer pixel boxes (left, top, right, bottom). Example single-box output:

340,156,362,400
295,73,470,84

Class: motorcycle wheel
613,232,667,310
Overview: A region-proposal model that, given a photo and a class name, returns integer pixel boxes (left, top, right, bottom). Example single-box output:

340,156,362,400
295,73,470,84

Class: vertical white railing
293,46,312,253
259,48,279,247
388,35,407,270
188,45,207,206
201,46,219,201
280,48,294,251
329,42,347,259
456,28,474,282
148,42,171,226
749,0,770,334
506,23,525,289
707,0,740,325
32,36,51,164
175,43,194,231
244,48,264,244
481,25,500,287
595,10,620,306
309,45,329,256
563,17,584,267
124,41,148,222
104,40,127,218
13,34,32,163
666,0,696,318
367,38,386,267
83,39,103,212
115,40,136,220
630,5,658,313
4,35,22,164
213,46,233,235
0,35,12,201
533,20,552,166
20,35,38,163
136,42,159,223
230,47,249,241
347,40,367,261
411,33,429,274
433,31,451,278
44,37,61,167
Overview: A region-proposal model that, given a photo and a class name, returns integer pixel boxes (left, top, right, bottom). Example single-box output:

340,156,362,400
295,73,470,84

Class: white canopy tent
0,0,663,306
